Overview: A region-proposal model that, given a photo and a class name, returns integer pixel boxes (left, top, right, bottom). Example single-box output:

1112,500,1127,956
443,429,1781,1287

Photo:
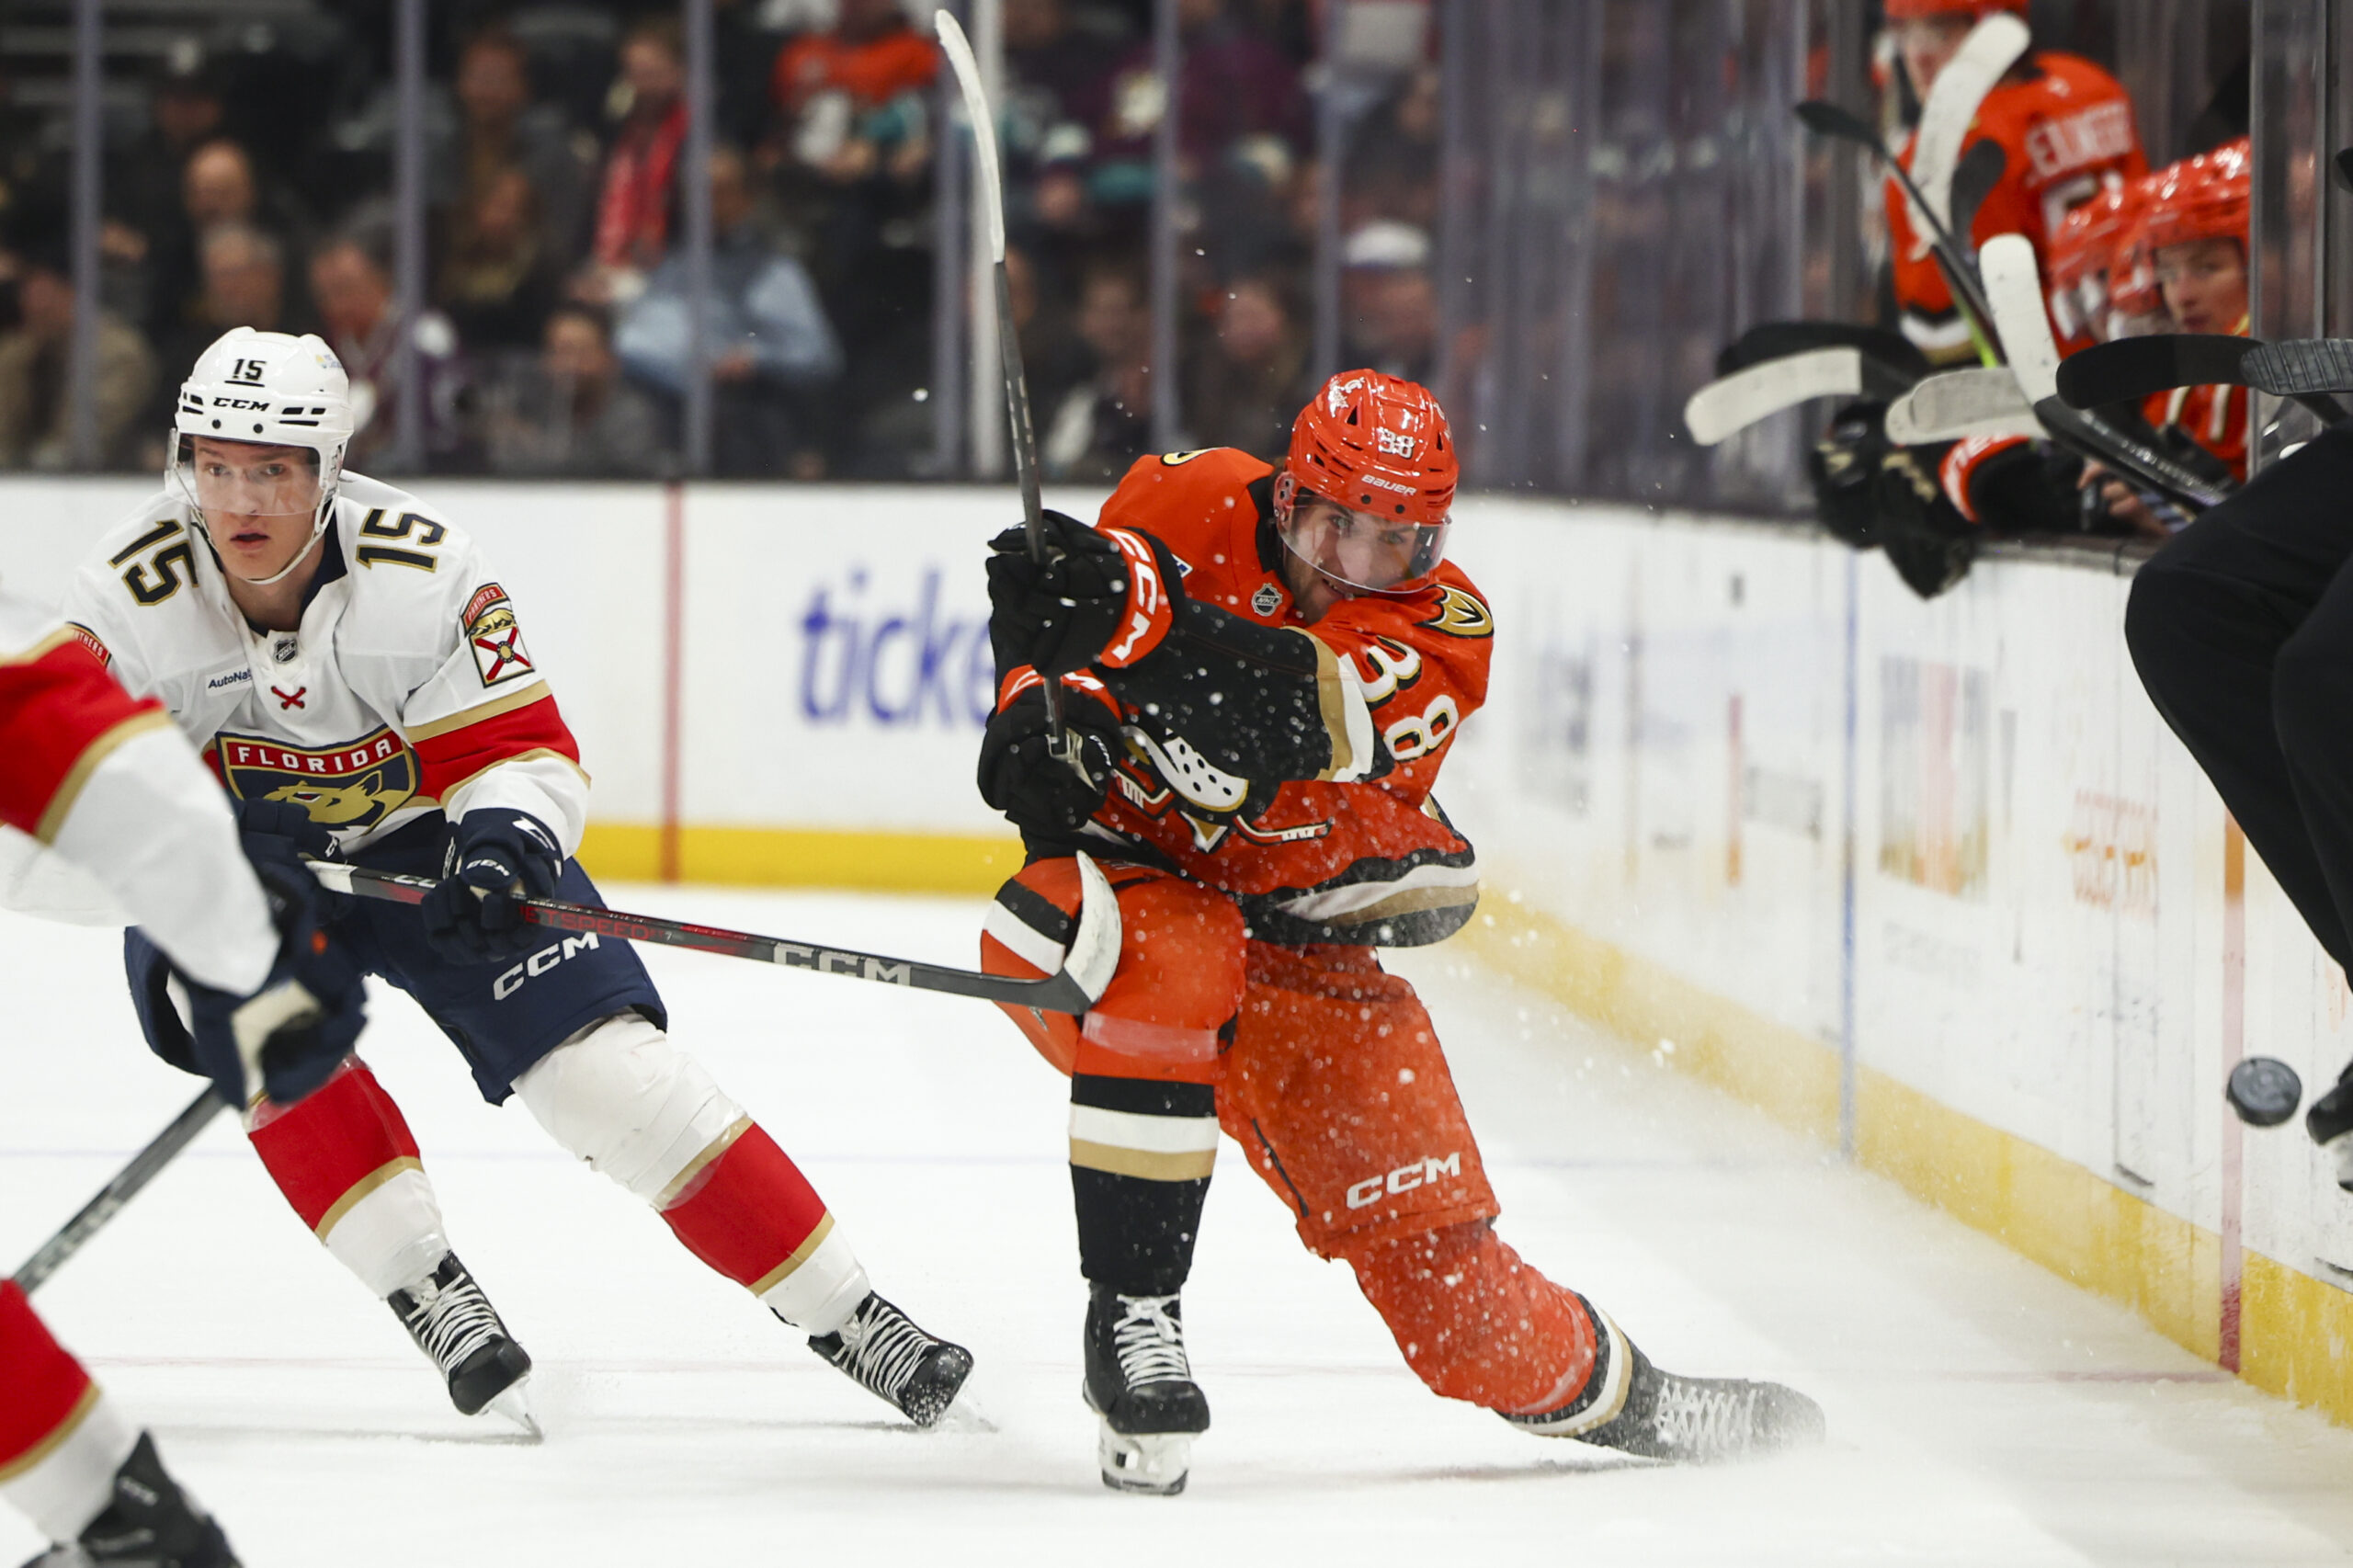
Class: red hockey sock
0,1282,94,1478
1346,1220,1599,1415
246,1058,423,1235
657,1122,831,1293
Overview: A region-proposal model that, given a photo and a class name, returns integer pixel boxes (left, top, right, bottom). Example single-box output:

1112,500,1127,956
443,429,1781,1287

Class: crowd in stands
0,0,1441,481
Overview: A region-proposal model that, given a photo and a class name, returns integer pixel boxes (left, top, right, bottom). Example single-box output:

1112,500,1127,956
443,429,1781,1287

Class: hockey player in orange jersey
975,370,1825,1494
1882,0,2146,364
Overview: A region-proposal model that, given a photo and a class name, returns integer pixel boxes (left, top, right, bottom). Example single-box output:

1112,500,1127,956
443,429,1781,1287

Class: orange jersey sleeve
1889,51,2147,350
2143,381,2249,482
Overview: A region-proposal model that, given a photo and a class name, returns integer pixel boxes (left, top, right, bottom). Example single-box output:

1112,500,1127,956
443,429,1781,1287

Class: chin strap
191,495,336,588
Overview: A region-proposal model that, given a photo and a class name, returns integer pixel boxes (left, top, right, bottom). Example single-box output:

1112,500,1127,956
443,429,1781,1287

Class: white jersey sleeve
0,591,277,995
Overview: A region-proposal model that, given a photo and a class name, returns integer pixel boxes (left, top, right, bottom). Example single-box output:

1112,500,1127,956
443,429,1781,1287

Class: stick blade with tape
2227,1056,2304,1128
1885,366,2035,445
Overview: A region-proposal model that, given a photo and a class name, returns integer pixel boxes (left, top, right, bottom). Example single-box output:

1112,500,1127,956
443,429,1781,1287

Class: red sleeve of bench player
0,632,172,843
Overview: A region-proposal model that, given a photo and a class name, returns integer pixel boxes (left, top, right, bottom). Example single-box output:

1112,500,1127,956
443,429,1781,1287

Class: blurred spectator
1340,221,1437,383
451,28,597,267
1185,272,1313,459
1006,242,1091,429
439,165,563,352
1090,0,1308,200
769,0,939,188
152,222,302,392
616,144,841,476
1041,256,1154,480
586,17,691,290
147,140,313,350
103,42,231,330
1346,66,1441,233
0,244,155,471
310,228,467,471
483,303,664,477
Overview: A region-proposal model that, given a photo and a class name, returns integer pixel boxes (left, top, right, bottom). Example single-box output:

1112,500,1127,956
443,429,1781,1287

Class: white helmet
172,328,356,586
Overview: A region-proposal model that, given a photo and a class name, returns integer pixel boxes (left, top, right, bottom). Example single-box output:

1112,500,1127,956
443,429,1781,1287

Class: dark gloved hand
1807,400,1891,550
986,514,1185,677
1874,442,1977,600
186,858,367,1108
977,679,1123,836
419,810,563,965
233,796,352,919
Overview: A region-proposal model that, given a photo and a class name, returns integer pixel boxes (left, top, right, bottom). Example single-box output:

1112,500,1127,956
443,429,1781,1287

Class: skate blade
1098,1426,1191,1495
484,1379,544,1442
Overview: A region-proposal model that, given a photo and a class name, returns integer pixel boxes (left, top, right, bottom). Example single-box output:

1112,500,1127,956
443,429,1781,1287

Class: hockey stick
1910,13,2030,237
935,11,1075,754
307,856,1123,1015
1884,366,2040,445
13,1089,222,1296
1684,347,1915,446
1796,100,2003,357
2053,334,2351,425
1716,321,1928,380
1980,233,2234,508
1948,140,2006,255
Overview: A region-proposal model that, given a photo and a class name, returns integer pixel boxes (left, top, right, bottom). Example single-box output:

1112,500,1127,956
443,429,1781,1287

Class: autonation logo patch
797,566,996,729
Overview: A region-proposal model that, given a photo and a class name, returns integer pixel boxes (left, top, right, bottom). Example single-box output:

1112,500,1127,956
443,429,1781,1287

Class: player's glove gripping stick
309,854,1122,1015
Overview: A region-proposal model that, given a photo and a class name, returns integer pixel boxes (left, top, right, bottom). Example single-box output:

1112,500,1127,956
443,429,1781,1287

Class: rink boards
5,476,2350,1426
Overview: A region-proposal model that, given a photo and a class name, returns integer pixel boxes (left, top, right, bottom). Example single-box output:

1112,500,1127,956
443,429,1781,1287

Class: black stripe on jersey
1072,1074,1217,1119
109,518,181,567
994,878,1076,949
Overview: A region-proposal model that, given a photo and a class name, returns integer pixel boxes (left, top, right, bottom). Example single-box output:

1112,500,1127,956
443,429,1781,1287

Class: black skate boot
19,1431,238,1568
1503,1300,1824,1463
805,1292,973,1426
2308,1060,2353,1188
387,1252,535,1431
1083,1286,1211,1495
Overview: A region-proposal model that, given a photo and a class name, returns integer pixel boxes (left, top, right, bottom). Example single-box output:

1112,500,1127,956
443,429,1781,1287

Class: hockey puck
2226,1056,2304,1128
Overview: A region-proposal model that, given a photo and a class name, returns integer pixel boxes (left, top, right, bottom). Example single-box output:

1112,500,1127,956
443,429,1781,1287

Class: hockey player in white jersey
53,327,972,1429
1,584,369,1566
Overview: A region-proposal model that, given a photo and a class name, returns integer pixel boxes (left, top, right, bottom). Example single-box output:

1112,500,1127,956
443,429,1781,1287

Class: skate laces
1110,1295,1191,1386
398,1263,505,1374
1654,1377,1756,1458
831,1297,934,1400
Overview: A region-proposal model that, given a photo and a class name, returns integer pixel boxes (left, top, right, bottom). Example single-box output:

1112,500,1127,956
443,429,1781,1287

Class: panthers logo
216,727,419,830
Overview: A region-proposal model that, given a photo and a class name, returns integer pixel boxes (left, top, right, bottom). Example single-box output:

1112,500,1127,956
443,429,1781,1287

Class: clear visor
1278,496,1450,594
172,437,323,521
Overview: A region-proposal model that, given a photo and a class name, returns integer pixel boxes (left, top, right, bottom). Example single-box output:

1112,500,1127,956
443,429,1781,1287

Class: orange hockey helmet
1278,370,1457,594
2140,137,2250,255
1881,0,2027,17
2049,179,2146,289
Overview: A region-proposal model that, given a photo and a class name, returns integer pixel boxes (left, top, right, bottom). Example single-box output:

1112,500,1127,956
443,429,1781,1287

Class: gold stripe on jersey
403,683,554,743
656,1114,756,1209
1306,634,1358,780
748,1210,836,1296
0,1382,102,1483
427,745,591,801
0,627,76,666
34,710,176,846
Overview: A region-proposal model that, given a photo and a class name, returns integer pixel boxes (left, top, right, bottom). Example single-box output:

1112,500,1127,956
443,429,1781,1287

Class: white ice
5,885,2353,1566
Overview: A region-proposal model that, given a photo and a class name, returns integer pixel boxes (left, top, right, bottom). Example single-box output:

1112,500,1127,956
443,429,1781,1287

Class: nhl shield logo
1251,581,1285,617
463,583,535,687
217,727,419,829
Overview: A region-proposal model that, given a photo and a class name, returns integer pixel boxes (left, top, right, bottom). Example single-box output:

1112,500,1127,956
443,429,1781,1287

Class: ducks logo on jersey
216,726,420,829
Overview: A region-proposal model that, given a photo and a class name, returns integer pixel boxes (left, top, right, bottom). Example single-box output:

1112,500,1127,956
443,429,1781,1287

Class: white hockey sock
757,1221,870,1338
323,1166,453,1300
1,1388,138,1545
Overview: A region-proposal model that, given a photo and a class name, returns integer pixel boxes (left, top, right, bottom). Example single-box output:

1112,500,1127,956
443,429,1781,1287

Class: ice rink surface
6,886,2353,1566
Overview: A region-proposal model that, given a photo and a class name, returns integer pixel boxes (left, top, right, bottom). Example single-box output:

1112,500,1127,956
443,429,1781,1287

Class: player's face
183,437,323,579
1278,494,1449,620
2156,237,2248,335
1893,16,1974,97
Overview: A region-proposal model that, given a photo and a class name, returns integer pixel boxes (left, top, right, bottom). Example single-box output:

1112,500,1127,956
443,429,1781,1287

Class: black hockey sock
1068,1074,1217,1297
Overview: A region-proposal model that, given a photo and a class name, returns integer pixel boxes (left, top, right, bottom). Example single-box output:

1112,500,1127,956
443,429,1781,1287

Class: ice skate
17,1432,238,1568
805,1291,972,1426
1505,1303,1823,1463
1084,1286,1211,1495
386,1252,536,1432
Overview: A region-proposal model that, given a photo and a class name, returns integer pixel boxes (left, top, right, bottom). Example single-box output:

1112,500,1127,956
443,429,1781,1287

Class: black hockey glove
1873,444,1977,601
977,680,1123,836
233,797,352,920
1807,401,1891,550
420,809,564,965
186,858,368,1108
985,514,1188,677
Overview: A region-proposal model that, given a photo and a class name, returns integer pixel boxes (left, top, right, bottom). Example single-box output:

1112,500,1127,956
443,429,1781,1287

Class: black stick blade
1795,98,1875,148
2244,338,2353,397
1949,139,2006,243
2336,147,2353,197
2227,1056,2304,1128
2055,335,2253,407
